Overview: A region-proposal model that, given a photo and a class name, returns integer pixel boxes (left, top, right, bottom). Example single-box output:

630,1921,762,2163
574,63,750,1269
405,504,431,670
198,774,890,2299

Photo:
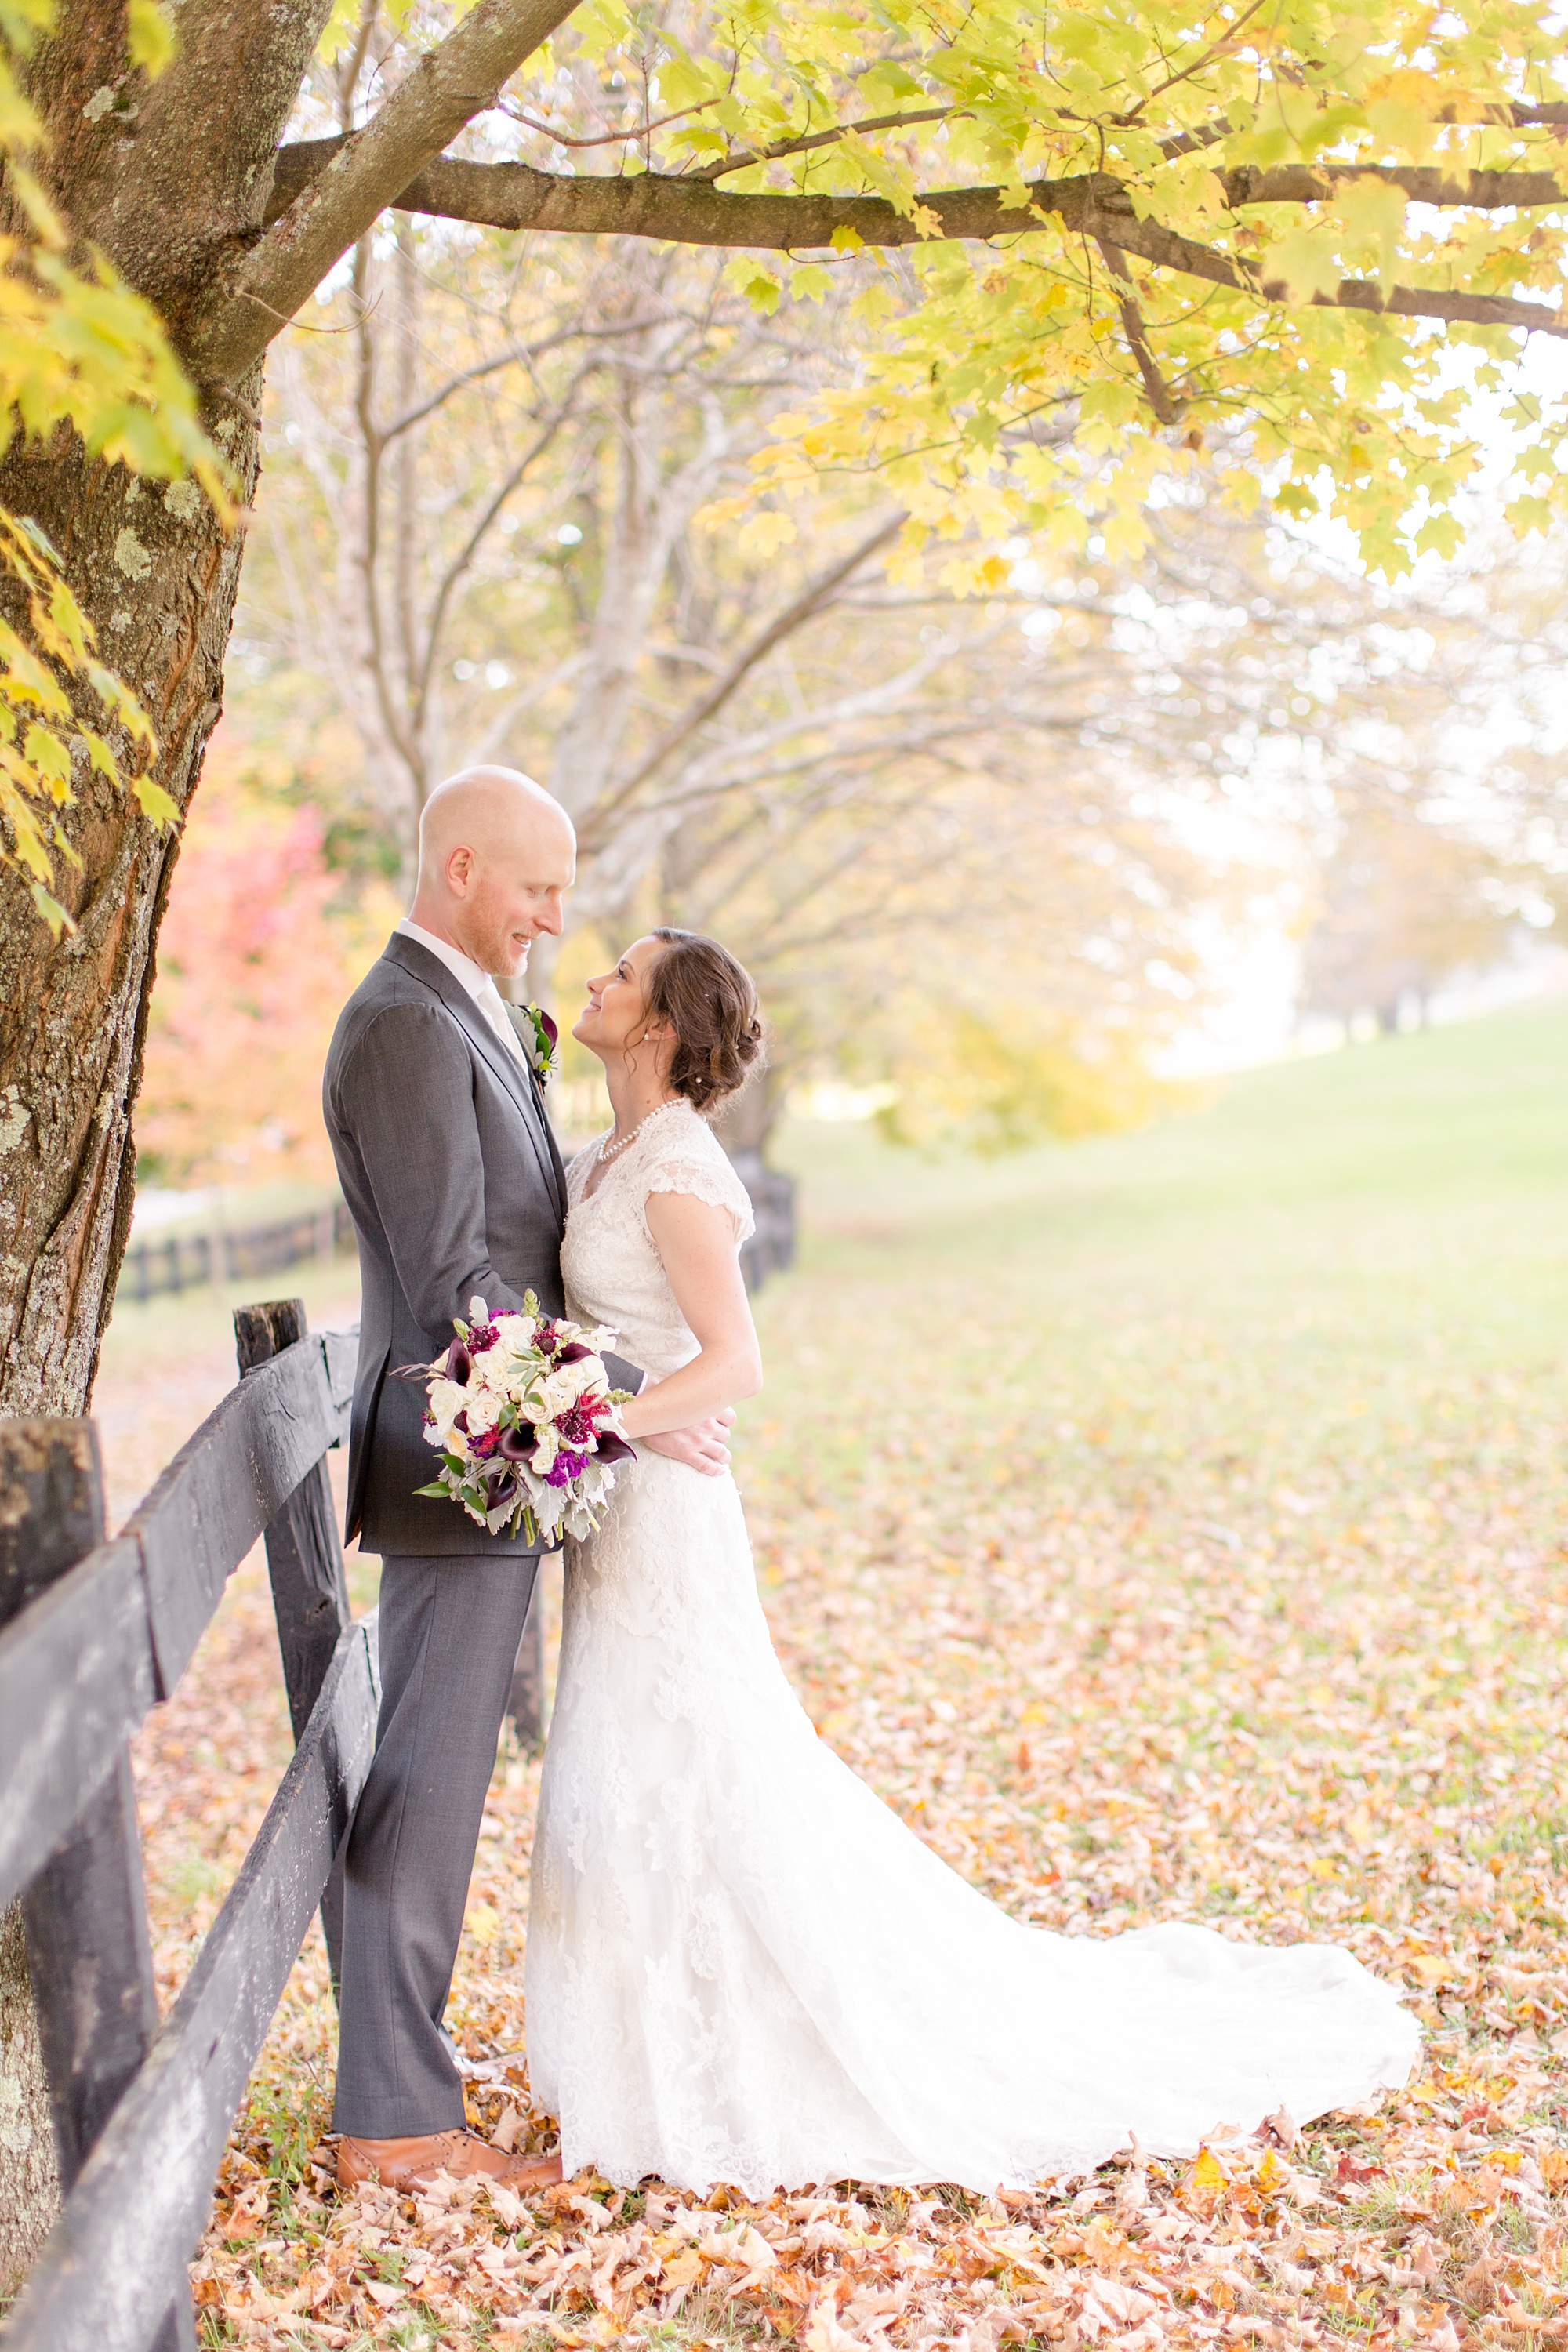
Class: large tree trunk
0,409,259,1419
0,0,310,2276
0,1907,59,2299
0,392,262,2278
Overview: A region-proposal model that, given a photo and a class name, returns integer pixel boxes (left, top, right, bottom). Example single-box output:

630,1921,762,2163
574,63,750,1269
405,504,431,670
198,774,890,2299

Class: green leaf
131,772,180,826
1505,495,1554,538
127,0,176,75
21,724,70,783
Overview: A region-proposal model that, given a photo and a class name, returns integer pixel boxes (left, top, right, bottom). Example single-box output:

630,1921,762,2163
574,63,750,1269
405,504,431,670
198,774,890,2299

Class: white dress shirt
394,917,530,1071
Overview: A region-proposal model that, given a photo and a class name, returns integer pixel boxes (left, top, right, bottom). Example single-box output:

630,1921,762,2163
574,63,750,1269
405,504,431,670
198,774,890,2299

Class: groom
323,765,731,2192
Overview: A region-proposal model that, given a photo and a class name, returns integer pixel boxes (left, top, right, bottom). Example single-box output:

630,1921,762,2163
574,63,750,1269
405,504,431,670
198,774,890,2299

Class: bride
524,928,1418,2198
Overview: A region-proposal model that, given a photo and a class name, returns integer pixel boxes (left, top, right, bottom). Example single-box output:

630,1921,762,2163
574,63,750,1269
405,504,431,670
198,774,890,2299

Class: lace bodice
560,1098,755,1381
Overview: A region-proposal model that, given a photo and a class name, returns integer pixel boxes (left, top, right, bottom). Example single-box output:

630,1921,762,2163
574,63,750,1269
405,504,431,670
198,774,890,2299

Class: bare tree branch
692,107,959,183
350,238,423,788
194,0,587,385
577,511,908,845
264,140,1568,339
414,383,590,736
504,96,723,149
383,314,667,440
1096,241,1186,426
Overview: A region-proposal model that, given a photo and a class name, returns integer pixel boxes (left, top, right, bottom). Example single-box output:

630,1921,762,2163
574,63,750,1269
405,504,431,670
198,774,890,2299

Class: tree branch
1096,241,1185,426
193,0,587,385
414,387,588,735
692,107,958,183
265,140,1568,339
577,511,907,848
270,138,1568,235
383,314,667,441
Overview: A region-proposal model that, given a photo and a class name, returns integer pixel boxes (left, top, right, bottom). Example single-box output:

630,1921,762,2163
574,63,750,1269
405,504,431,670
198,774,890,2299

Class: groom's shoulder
328,941,463,1065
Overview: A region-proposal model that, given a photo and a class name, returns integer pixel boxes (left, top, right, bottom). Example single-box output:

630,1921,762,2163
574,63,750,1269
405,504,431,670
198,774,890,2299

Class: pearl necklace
597,1097,683,1167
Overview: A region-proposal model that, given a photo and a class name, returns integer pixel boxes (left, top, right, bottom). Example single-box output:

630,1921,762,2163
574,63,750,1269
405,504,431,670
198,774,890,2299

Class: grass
152,996,1568,2347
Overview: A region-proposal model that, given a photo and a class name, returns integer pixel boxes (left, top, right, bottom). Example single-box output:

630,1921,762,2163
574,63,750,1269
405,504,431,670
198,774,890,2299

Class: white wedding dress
524,1098,1418,2197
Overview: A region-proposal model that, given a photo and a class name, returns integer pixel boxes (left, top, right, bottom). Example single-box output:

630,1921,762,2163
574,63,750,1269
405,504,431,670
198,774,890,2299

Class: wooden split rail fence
118,1166,794,1307
119,1203,356,1305
0,1302,373,2352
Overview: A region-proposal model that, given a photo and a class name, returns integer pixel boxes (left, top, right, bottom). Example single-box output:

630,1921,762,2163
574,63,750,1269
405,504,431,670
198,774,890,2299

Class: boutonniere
519,1003,560,1084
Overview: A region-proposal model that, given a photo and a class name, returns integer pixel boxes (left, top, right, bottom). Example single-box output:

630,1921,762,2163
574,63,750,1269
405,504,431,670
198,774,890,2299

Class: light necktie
477,979,529,1070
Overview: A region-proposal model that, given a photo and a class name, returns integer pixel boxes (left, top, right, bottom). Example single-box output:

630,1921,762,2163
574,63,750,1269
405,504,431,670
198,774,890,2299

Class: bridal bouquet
409,1292,636,1544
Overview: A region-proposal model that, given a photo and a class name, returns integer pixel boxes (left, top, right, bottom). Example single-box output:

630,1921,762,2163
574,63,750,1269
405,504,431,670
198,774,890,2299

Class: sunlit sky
1163,330,1568,1072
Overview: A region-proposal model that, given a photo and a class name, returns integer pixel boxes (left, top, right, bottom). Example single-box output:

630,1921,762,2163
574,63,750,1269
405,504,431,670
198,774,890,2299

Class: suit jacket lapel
506,1007,568,1217
382,938,564,1223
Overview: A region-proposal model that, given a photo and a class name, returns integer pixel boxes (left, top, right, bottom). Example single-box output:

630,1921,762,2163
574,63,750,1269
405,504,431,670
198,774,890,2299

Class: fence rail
1,1160,798,2343
0,1306,372,2352
120,1203,355,1302
737,1163,797,1291
119,1166,796,1303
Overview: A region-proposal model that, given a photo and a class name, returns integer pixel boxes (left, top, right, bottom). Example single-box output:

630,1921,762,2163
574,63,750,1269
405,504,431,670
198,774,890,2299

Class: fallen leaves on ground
101,1083,1568,2352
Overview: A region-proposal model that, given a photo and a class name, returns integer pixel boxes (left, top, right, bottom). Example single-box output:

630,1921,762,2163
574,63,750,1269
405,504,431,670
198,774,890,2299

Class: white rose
470,1349,510,1399
426,1377,467,1442
539,1356,604,1414
463,1388,501,1437
535,1368,574,1417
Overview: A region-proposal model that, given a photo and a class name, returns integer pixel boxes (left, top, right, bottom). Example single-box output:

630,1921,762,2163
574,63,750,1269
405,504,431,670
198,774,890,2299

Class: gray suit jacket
323,933,634,1558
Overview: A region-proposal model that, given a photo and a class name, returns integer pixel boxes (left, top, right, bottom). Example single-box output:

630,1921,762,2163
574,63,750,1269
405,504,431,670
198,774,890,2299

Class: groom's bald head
410,765,575,978
418,766,573,878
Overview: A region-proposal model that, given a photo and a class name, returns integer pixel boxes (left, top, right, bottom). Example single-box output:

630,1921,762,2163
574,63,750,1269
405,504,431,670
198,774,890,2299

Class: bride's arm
618,1191,763,1439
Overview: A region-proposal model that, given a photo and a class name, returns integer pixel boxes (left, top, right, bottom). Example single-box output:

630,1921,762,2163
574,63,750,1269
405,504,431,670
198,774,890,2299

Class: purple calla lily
418,1297,630,1544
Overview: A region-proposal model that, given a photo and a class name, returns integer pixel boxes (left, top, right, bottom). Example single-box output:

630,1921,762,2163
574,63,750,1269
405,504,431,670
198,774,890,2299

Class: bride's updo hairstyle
644,927,764,1116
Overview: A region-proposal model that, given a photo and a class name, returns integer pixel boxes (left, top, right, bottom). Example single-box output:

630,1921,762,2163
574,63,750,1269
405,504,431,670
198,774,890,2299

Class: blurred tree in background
135,733,397,1188
2,0,1566,1432
241,210,1512,1150
1301,801,1541,1033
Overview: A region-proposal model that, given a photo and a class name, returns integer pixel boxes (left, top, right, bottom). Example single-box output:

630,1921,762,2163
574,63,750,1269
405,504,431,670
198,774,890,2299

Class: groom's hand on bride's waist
641,1410,736,1475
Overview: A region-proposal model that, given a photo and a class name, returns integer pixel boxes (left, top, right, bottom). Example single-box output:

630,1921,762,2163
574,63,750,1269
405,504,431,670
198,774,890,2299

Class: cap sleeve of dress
637,1110,756,1247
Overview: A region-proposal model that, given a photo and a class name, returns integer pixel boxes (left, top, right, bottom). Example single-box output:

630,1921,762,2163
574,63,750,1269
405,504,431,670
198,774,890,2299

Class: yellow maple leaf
737,511,798,559
465,1899,501,1947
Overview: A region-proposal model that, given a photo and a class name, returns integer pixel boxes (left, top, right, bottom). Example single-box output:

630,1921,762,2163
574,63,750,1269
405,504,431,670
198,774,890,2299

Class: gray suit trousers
332,1553,539,2138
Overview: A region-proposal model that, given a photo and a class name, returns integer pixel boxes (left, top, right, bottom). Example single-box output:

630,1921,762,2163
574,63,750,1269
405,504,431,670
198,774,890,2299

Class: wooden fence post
0,1421,195,2352
234,1301,356,1992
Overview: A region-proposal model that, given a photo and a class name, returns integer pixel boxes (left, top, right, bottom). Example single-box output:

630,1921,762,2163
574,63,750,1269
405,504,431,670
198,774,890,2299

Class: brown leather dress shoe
336,2129,564,2194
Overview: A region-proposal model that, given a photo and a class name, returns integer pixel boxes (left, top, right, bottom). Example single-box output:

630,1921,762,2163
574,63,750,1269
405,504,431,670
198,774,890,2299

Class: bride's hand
640,1410,737,1476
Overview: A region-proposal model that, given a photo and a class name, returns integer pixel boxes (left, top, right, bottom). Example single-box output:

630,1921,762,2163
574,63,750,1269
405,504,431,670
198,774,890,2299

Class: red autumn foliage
136,731,388,1189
